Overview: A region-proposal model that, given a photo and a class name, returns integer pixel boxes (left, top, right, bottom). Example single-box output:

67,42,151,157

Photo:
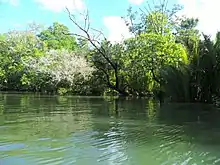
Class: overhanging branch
65,7,117,70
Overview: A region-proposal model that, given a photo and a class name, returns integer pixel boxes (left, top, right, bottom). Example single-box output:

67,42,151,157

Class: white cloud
103,16,133,43
1,0,19,6
128,0,144,5
35,0,85,13
178,0,220,38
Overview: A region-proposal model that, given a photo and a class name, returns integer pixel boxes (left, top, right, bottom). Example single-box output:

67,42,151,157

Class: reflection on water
1,94,220,164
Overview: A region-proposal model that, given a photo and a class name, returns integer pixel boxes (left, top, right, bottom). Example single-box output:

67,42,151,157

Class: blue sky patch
0,0,219,41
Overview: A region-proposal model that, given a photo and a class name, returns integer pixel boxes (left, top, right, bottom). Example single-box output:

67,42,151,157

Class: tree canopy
37,22,78,51
1,2,220,106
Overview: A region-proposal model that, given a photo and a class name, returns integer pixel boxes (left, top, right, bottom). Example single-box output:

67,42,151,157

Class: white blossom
25,49,95,86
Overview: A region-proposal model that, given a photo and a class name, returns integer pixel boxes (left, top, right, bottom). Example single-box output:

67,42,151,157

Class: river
1,94,220,165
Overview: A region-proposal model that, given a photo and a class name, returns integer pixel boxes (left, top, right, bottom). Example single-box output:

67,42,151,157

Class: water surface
1,94,220,165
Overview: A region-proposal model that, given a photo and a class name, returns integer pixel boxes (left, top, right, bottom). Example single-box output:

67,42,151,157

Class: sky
0,0,220,42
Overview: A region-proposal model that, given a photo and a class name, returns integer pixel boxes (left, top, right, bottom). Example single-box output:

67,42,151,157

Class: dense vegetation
1,2,220,105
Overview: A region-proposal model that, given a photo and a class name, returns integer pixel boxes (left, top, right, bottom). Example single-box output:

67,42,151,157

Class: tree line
1,2,220,104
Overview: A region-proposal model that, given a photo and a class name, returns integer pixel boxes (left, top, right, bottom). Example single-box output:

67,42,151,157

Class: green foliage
1,3,220,106
57,88,69,95
0,29,46,90
37,22,78,51
125,33,188,67
161,65,190,102
175,17,200,60
120,2,220,103
145,11,171,35
123,32,188,93
160,33,220,103
124,2,182,35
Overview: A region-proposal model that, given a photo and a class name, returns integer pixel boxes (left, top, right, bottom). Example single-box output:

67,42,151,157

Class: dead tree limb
65,7,128,96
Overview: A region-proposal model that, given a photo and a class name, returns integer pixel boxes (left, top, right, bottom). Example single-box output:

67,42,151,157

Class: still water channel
1,94,220,165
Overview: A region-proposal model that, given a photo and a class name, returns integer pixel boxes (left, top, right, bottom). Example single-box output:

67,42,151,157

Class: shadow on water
1,94,220,164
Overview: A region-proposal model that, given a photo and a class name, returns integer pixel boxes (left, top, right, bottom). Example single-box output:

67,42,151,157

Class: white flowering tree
24,49,95,94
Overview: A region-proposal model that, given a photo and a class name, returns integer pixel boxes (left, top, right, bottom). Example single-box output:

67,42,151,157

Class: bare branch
65,7,117,70
62,31,98,44
79,9,90,32
91,28,108,41
66,7,89,37
86,10,90,32
151,0,156,8
164,0,169,13
146,1,153,13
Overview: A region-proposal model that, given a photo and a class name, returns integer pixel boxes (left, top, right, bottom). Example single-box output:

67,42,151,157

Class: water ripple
1,95,220,165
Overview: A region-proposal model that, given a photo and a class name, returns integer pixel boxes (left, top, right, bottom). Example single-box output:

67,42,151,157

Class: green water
1,94,220,165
